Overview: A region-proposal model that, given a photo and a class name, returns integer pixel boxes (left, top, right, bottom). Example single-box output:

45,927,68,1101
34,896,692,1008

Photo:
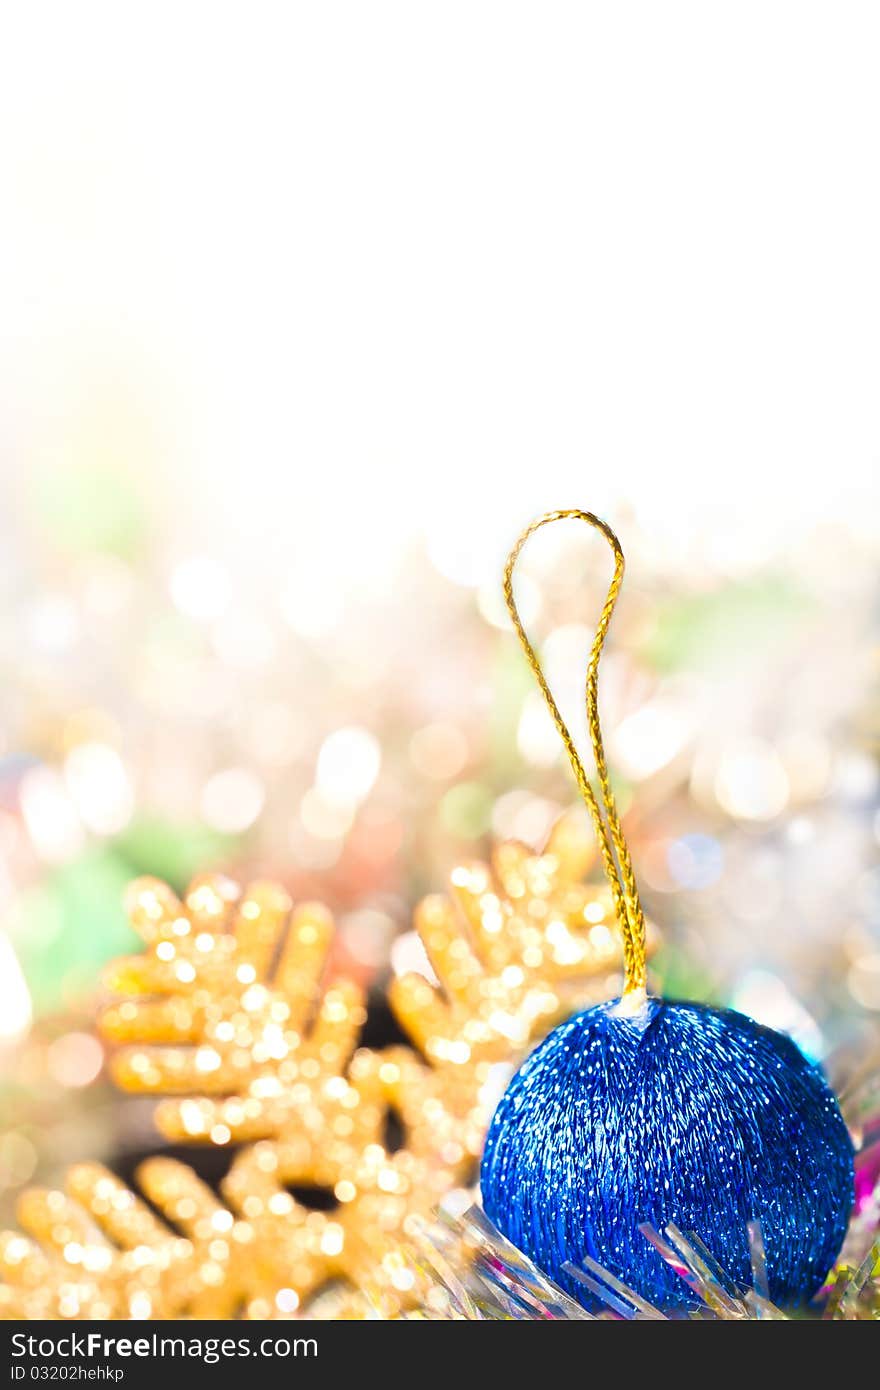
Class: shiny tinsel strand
406,1199,880,1320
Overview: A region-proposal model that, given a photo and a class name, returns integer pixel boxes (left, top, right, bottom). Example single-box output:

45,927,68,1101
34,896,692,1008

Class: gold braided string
503,509,647,997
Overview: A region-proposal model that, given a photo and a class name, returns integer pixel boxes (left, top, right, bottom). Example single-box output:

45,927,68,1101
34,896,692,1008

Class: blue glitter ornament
489,510,855,1312
480,996,854,1309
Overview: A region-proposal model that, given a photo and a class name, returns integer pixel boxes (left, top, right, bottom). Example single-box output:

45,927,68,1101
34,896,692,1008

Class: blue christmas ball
481,998,854,1310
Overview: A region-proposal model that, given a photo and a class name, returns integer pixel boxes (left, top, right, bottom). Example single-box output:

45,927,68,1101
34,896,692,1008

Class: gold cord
503,509,647,997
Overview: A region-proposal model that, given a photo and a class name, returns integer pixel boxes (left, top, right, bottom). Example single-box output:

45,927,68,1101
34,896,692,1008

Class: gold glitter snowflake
2,819,649,1319
100,874,366,1146
95,872,479,1316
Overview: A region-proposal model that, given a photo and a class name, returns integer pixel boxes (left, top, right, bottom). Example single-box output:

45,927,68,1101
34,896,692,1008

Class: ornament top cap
610,985,649,1020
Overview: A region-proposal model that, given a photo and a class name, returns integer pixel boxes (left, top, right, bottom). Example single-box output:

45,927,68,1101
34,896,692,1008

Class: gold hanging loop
503,509,647,998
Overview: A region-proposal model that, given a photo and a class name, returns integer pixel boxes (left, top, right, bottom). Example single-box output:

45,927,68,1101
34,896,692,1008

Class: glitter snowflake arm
0,1233,50,1319
99,875,365,1144
390,830,643,1077
219,1044,478,1318
457,833,624,979
0,1161,249,1319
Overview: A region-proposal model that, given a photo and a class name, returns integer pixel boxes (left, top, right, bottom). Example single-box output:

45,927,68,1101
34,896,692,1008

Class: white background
2,2,879,585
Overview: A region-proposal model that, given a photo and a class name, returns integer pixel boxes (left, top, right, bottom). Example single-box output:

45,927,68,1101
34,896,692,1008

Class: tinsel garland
406,1197,880,1320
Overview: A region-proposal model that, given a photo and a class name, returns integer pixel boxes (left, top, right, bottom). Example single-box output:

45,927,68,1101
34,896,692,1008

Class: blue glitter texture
481,999,854,1310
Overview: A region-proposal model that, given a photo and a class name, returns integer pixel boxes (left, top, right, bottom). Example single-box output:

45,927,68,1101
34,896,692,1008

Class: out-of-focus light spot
83,1247,112,1273
714,738,789,821
47,1032,104,1087
61,709,121,756
515,623,599,767
479,1063,516,1115
517,693,559,767
390,930,439,985
477,573,540,631
82,556,134,619
64,742,134,836
0,1132,37,1190
439,782,492,837
731,970,824,1062
439,1187,476,1224
341,909,396,969
320,1224,344,1257
195,1046,222,1073
26,595,80,652
427,522,497,588
833,753,879,803
613,700,690,780
316,727,380,808
848,956,880,1011
667,833,724,891
212,612,276,669
544,922,582,966
201,768,265,834
720,847,784,923
638,838,677,893
785,816,815,846
299,788,353,840
491,789,560,848
170,556,230,620
275,1288,300,1314
0,935,32,1043
245,704,305,765
856,866,880,927
409,723,468,780
542,624,594,692
288,821,343,870
778,731,831,803
20,766,84,863
280,578,344,640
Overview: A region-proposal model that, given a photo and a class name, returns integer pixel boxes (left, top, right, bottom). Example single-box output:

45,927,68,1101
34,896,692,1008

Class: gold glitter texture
98,873,479,1316
391,817,652,1093
0,1160,251,1319
100,875,365,1145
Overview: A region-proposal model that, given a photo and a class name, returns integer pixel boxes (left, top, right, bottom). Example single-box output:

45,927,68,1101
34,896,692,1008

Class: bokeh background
1,3,879,1218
